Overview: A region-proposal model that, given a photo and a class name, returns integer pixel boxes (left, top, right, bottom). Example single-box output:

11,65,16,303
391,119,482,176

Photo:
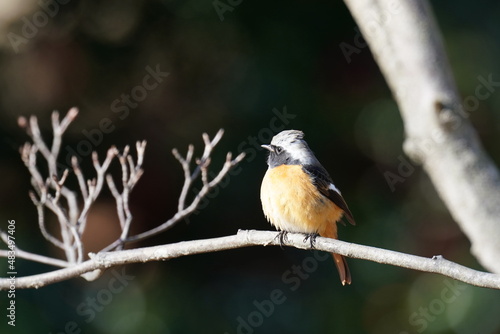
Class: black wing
303,164,356,225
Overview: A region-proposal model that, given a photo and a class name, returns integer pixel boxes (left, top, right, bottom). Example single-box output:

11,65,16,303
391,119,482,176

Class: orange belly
260,164,343,235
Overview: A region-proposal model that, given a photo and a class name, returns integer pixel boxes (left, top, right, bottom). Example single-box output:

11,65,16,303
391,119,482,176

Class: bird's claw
303,233,319,249
274,231,289,248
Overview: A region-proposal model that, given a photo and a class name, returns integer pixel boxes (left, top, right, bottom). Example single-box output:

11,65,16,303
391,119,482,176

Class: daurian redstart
260,130,355,285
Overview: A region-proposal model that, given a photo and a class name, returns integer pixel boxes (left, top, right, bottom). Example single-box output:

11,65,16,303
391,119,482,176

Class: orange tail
321,223,352,285
333,253,351,286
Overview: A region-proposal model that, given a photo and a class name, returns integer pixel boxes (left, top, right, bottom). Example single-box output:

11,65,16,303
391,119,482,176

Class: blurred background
1,0,500,333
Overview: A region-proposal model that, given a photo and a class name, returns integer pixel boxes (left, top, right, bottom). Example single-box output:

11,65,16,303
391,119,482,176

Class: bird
260,130,355,285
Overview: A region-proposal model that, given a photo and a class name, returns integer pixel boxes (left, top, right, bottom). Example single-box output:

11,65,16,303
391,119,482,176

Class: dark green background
1,0,500,333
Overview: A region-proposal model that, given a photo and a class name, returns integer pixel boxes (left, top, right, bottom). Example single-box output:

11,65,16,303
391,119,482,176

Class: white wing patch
328,183,341,194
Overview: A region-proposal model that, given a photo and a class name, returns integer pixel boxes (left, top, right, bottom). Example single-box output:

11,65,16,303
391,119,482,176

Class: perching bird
260,130,355,285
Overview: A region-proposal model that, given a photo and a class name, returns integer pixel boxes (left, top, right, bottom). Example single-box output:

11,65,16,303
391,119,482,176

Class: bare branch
1,230,499,290
11,113,250,286
20,143,45,192
27,115,52,166
103,142,147,250
343,0,500,273
18,110,84,263
51,169,69,205
91,147,118,201
71,228,84,264
194,128,224,179
200,157,210,187
0,229,68,268
57,107,79,134
208,152,245,188
135,140,146,168
76,147,117,234
106,174,121,199
30,192,66,250
15,108,124,265
103,130,245,249
173,144,195,211
72,156,88,200
0,249,68,268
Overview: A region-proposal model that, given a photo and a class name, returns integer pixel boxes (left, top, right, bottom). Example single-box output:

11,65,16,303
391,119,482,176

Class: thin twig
173,144,194,211
31,194,65,250
0,250,68,268
10,115,248,284
72,157,88,200
192,129,224,180
0,230,68,268
15,108,121,265
104,142,147,250
28,115,52,166
50,108,78,175
20,111,81,263
102,131,245,250
76,147,117,235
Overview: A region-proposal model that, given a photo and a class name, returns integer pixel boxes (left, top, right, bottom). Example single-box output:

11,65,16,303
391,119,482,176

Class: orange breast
260,165,343,235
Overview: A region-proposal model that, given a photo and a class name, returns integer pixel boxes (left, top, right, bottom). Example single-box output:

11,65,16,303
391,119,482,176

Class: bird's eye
275,146,283,154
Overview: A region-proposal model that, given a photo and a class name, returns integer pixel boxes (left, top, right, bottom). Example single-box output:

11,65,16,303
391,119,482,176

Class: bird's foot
274,231,289,248
303,233,319,249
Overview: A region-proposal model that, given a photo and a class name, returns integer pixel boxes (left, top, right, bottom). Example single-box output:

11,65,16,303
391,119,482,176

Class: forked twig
105,141,147,250
1,108,137,266
3,109,245,275
101,129,245,251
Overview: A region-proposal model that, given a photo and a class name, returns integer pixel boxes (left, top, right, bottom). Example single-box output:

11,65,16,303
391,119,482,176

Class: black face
266,145,301,168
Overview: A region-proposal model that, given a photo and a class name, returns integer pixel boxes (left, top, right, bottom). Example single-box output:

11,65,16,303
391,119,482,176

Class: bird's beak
261,144,274,152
